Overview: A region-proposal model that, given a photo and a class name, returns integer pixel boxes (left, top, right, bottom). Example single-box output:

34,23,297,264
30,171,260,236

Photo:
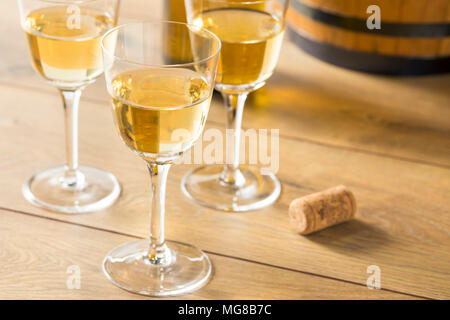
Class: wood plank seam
0,205,432,300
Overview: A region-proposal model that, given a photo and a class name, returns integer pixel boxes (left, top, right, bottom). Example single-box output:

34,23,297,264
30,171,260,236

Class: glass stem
59,89,85,189
220,92,248,188
146,162,172,265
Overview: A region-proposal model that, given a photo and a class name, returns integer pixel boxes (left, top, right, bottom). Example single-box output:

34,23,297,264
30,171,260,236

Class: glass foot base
103,239,212,297
22,165,121,214
182,165,281,212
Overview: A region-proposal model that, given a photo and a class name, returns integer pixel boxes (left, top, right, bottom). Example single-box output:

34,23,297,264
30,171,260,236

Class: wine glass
182,0,289,212
101,22,220,296
17,0,121,213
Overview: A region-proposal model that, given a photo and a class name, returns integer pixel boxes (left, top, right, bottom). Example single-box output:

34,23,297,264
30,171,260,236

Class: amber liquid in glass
110,68,211,160
24,6,114,87
194,8,284,86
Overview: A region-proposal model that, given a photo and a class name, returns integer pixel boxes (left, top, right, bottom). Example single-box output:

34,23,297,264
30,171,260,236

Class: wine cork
289,185,357,235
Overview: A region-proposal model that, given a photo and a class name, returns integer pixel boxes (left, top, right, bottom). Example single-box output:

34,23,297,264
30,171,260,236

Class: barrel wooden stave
287,0,450,74
300,0,450,23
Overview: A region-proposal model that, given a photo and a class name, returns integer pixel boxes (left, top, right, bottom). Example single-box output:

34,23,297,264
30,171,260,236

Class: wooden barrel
287,0,450,75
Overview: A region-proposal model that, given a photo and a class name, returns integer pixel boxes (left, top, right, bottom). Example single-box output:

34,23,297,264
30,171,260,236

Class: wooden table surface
1,1,449,300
